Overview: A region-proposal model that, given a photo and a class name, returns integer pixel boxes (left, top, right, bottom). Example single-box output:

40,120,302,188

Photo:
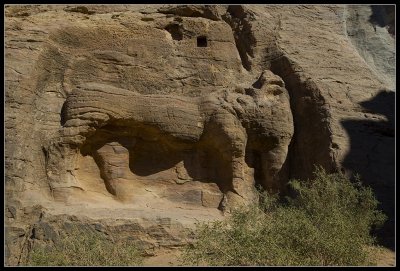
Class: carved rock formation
47,69,293,210
5,4,395,265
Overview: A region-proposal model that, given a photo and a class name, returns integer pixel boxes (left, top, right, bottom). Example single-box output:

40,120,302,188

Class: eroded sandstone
5,4,395,265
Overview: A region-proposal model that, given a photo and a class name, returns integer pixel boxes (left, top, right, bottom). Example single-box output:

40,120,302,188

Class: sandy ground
142,249,183,266
375,247,396,267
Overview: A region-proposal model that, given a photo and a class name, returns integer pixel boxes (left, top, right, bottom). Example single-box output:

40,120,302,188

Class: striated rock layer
5,4,395,265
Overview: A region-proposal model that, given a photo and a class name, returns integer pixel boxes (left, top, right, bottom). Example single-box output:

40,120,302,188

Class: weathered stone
5,4,395,265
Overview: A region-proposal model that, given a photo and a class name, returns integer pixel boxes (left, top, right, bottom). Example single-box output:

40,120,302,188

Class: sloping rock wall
5,4,395,265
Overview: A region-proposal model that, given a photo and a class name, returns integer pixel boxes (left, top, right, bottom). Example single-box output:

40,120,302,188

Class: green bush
27,225,144,266
181,166,386,266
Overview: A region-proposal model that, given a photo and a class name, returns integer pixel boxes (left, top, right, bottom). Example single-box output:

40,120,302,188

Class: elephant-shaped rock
46,70,294,211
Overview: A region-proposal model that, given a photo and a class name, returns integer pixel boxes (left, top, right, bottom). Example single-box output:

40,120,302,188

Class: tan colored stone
5,4,395,265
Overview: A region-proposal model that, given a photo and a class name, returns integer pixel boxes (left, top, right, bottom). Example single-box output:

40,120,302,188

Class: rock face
52,70,292,207
5,4,395,265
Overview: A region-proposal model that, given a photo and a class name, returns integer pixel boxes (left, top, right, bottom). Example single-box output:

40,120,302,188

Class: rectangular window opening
197,36,207,47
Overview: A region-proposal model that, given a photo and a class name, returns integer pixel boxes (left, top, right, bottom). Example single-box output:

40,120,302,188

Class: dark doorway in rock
197,36,207,47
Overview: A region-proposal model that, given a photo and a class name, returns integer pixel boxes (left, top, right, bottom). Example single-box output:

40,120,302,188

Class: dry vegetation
27,226,144,266
181,167,387,266
26,167,387,266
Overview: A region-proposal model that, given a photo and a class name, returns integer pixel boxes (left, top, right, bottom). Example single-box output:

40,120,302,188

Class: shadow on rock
341,90,395,249
369,5,395,35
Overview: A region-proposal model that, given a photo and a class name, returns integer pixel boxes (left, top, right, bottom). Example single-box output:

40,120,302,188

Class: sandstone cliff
5,4,395,265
